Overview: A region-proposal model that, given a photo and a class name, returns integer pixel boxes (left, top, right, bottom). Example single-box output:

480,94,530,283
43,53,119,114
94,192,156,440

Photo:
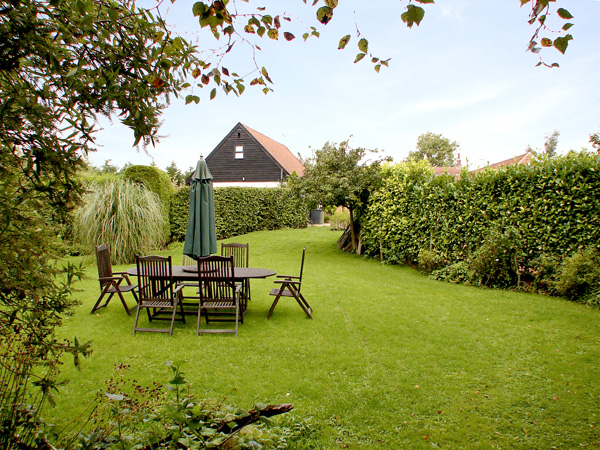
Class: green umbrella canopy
183,157,217,258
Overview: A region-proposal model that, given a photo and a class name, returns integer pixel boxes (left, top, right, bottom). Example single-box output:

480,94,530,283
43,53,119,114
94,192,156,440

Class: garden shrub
170,186,190,242
63,361,312,449
469,226,521,288
122,165,173,242
553,247,600,301
418,249,445,273
525,253,561,294
74,178,166,263
430,261,476,285
329,208,350,231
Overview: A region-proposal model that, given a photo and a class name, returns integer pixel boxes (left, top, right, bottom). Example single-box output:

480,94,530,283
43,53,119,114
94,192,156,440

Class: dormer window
235,145,244,159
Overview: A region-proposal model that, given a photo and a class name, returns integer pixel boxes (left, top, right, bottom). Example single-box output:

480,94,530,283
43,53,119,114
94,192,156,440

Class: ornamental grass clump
75,178,166,264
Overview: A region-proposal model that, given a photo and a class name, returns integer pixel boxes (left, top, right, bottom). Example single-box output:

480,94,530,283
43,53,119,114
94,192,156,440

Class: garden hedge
170,186,308,242
361,152,600,267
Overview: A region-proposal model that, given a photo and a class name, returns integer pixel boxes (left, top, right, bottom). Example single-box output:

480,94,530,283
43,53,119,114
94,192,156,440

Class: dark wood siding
206,124,287,182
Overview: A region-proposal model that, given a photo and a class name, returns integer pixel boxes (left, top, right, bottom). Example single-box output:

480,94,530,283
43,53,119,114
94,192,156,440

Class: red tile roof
432,152,536,178
473,152,535,172
241,124,305,176
433,166,462,177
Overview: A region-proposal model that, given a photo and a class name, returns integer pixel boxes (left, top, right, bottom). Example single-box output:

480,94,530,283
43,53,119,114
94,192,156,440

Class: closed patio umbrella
183,157,217,258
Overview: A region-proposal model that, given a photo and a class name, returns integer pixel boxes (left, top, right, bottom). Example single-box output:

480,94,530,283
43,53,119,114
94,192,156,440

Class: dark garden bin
310,209,324,224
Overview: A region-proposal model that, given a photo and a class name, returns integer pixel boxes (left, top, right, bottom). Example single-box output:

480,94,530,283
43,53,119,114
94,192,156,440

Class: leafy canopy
288,140,387,251
172,0,576,102
0,2,198,443
407,132,460,167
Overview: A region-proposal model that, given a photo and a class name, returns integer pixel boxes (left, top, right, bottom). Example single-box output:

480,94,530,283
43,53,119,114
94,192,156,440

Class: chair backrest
182,254,196,266
136,255,175,302
96,244,113,288
221,243,249,268
197,255,236,301
297,247,306,290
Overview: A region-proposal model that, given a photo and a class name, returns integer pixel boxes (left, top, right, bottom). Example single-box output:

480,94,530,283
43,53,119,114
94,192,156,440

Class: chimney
456,153,461,167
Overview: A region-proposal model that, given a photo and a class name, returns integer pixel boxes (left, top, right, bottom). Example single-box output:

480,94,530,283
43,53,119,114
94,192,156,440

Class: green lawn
52,226,600,449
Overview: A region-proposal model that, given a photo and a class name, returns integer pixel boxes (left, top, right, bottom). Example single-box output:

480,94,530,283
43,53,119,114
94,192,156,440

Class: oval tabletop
126,266,276,280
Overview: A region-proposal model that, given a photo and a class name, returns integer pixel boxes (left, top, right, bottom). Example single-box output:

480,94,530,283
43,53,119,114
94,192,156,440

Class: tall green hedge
170,186,308,242
361,152,600,266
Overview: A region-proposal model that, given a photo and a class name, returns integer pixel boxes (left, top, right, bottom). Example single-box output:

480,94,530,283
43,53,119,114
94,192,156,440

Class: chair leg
91,286,114,314
234,299,239,337
179,300,186,323
115,290,131,315
267,285,312,319
196,306,202,335
132,305,143,335
293,290,313,319
267,285,286,319
168,306,177,336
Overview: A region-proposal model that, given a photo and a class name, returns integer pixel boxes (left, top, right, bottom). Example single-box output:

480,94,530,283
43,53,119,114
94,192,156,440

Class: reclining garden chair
267,247,312,319
92,244,138,315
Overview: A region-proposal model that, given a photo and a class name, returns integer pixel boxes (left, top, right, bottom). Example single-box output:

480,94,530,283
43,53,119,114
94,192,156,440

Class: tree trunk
348,207,357,252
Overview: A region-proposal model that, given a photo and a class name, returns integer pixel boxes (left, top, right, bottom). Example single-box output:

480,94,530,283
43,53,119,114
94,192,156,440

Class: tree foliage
0,1,197,445
168,0,577,102
544,129,560,157
166,160,185,187
590,131,600,152
407,132,459,167
288,140,387,252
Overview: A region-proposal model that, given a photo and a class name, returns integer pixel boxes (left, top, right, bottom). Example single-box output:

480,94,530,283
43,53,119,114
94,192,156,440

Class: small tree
407,132,459,167
289,140,386,253
166,161,185,187
590,131,600,153
544,129,560,157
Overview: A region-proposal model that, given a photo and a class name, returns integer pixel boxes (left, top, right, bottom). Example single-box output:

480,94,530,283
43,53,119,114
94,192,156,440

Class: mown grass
52,226,600,448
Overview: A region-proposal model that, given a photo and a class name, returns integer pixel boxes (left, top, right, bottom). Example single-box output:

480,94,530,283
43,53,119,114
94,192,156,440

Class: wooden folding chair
133,255,185,335
197,255,242,336
179,254,201,314
221,242,250,310
91,244,138,315
267,247,312,319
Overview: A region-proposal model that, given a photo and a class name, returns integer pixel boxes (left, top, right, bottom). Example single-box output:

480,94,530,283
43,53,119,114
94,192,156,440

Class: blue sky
90,0,600,172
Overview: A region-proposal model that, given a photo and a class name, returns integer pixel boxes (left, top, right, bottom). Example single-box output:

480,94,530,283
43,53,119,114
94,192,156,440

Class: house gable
205,123,304,184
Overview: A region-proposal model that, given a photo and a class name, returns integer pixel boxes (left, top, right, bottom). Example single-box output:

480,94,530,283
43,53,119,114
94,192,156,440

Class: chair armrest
173,284,185,295
276,275,300,280
113,271,135,284
274,280,301,286
99,276,124,283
